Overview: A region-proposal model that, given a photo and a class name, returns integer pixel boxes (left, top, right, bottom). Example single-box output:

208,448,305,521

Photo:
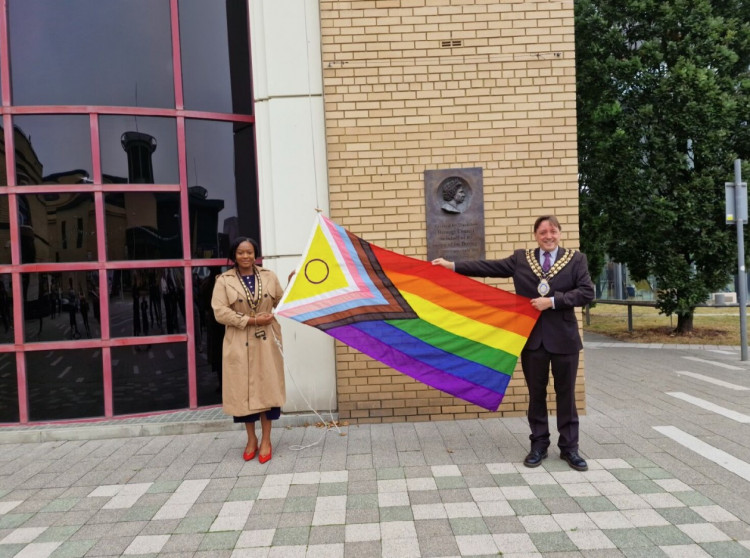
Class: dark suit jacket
455,247,595,354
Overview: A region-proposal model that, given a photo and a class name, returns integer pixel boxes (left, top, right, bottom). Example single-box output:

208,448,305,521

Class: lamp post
725,159,748,361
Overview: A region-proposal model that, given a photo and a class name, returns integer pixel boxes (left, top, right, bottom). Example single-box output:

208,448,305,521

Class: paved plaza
2,333,750,557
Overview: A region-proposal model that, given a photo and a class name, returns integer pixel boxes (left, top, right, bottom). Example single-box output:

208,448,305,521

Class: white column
248,0,337,413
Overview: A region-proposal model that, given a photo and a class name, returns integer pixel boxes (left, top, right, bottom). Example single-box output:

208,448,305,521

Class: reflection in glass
105,192,183,261
0,197,10,264
112,343,188,415
100,116,179,185
185,119,259,257
12,115,93,185
22,271,101,343
108,267,185,338
194,266,225,406
0,353,18,422
27,348,104,421
179,0,252,115
0,275,13,345
9,0,173,108
17,194,98,264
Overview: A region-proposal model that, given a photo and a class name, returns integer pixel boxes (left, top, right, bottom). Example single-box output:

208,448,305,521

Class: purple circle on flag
304,259,330,284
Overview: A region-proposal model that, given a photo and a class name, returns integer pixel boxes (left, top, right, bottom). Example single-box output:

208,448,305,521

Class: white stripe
675,371,750,391
50,356,63,367
13,541,61,558
654,426,750,482
707,349,737,355
666,392,750,423
103,483,152,509
682,356,743,370
209,500,254,532
58,366,71,379
153,479,209,520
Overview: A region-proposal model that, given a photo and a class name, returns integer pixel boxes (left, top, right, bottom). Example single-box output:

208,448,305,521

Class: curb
0,412,338,444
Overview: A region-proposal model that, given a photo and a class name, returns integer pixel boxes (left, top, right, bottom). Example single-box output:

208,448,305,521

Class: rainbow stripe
275,215,540,411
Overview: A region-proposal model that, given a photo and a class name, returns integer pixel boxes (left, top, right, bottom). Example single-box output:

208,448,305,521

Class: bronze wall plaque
425,167,485,262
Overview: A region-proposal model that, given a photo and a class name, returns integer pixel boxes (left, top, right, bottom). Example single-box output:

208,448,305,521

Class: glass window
26,348,104,421
12,115,93,186
9,0,174,108
108,267,186,337
179,0,252,115
0,274,13,345
22,271,100,343
0,196,10,264
193,266,225,406
17,194,98,264
0,353,19,422
112,342,188,415
104,192,183,261
100,116,179,185
185,119,259,258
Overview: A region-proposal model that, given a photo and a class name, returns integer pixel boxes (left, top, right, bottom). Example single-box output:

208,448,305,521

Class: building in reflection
1,125,224,341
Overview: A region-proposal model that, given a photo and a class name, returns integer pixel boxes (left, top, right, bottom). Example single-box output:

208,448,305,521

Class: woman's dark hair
441,178,464,201
228,236,260,266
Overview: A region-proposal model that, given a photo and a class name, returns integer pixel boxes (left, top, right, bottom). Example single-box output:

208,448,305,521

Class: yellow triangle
283,223,352,304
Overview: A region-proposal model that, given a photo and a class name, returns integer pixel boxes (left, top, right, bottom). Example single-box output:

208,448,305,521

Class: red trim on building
0,2,257,424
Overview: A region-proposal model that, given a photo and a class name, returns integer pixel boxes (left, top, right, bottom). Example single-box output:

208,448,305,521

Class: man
433,215,595,471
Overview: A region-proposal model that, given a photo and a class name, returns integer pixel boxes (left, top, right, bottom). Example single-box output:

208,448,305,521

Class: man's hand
530,297,553,311
431,258,455,271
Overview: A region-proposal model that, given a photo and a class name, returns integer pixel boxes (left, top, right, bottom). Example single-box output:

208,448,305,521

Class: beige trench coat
211,267,285,417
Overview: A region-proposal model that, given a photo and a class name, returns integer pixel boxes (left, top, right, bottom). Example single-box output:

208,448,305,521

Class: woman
212,237,285,463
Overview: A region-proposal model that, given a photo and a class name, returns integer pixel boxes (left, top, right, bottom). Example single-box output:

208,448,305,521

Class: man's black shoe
523,448,548,468
560,450,588,471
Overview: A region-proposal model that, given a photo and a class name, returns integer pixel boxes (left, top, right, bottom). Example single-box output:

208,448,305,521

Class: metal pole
735,159,748,361
615,262,623,299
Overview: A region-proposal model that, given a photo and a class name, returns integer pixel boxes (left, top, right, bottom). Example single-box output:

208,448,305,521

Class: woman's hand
431,258,455,271
254,312,274,326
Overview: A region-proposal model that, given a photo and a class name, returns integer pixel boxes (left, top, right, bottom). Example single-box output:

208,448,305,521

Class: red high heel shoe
242,446,257,461
258,445,272,464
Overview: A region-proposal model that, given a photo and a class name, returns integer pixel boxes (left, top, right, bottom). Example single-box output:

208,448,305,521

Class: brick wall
319,0,584,423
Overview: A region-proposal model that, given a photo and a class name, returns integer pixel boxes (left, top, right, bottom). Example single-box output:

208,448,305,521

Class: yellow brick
321,0,582,424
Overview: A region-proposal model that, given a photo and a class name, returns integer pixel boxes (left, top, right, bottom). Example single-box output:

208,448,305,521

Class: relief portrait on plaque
425,167,485,262
440,177,469,214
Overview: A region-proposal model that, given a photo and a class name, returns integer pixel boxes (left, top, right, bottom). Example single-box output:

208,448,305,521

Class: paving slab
1,334,750,556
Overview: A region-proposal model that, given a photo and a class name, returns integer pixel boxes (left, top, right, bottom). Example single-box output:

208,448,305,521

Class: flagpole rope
271,323,344,452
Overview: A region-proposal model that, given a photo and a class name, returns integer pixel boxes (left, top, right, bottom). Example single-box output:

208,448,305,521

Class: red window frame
0,0,256,424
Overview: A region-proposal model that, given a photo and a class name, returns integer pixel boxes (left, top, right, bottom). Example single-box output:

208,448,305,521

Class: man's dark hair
533,215,561,232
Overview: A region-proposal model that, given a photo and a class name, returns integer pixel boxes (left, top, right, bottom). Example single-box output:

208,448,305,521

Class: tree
576,0,750,333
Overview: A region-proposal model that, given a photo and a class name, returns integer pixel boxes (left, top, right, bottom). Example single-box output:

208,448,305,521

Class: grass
583,302,748,346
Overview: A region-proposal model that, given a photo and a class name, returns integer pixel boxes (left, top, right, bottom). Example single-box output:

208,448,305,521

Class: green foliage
576,0,750,329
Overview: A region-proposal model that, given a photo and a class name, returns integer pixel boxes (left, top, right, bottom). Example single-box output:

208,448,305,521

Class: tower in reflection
120,131,179,259
121,131,157,184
